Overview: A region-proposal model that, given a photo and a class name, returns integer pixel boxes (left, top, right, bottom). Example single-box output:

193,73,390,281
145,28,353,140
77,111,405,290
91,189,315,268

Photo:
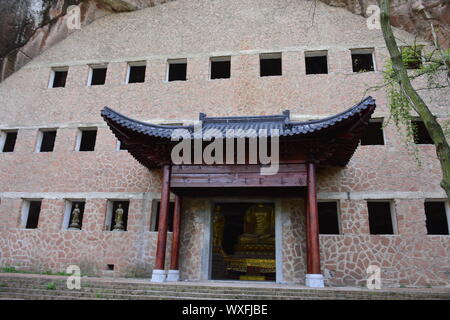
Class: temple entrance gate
101,96,377,287
211,202,276,281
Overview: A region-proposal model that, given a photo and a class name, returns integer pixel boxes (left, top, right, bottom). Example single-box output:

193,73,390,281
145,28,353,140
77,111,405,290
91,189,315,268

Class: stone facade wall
281,199,307,284
320,199,449,287
0,0,448,287
179,198,207,281
2,0,449,83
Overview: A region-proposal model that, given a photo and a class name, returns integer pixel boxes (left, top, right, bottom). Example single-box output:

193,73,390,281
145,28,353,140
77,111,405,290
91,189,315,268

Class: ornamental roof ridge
101,96,375,138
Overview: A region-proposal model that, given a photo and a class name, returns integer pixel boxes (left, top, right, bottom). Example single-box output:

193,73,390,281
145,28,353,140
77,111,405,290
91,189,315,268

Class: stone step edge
1,285,441,299
1,274,448,297
1,278,446,297
1,287,367,300
1,284,447,299
0,291,231,300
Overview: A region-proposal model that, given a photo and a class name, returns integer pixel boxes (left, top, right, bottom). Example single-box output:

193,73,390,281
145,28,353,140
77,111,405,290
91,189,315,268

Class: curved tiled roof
101,96,376,139
101,96,376,168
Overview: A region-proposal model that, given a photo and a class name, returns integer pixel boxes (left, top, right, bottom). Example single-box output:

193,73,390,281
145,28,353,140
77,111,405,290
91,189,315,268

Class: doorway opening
211,202,276,281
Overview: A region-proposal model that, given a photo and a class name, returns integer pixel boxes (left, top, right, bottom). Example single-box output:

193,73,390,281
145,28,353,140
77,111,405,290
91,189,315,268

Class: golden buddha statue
237,204,275,245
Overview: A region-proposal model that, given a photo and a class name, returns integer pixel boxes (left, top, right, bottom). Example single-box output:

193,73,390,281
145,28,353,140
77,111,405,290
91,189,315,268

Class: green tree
379,0,450,199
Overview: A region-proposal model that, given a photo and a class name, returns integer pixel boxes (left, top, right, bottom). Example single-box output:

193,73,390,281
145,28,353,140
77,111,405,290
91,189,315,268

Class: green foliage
1,266,71,276
382,45,449,165
46,282,56,290
411,47,450,89
1,267,19,273
401,46,423,69
383,59,421,164
95,293,103,299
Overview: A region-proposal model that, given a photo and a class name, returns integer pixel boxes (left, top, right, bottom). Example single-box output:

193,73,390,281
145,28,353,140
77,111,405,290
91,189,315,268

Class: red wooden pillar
305,162,324,287
167,195,182,282
151,164,171,282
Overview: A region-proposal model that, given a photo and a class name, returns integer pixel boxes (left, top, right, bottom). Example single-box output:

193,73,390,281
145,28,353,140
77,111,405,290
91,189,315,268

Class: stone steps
1,284,361,300
1,283,444,299
0,274,448,300
1,287,342,300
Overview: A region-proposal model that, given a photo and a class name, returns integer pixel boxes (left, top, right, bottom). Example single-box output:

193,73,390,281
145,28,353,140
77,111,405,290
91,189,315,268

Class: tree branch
380,0,450,198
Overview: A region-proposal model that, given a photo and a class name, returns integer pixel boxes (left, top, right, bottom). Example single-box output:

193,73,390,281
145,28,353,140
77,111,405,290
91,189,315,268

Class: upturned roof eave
101,96,376,139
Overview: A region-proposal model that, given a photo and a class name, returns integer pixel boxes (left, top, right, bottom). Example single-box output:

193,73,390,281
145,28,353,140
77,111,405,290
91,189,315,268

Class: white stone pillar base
305,274,325,288
166,270,180,282
151,269,166,282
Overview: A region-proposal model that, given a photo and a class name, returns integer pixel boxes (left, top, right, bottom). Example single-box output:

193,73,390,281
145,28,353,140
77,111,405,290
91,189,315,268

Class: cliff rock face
319,0,450,49
0,0,166,81
0,0,449,82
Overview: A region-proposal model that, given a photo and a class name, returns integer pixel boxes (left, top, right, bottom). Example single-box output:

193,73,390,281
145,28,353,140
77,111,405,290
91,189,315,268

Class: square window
260,53,282,77
127,63,146,83
117,140,127,151
1,131,18,153
318,201,340,234
106,200,129,231
424,202,449,235
21,200,42,229
89,66,107,86
361,119,384,145
351,49,375,72
305,51,328,75
210,56,231,80
77,129,97,152
50,68,68,88
168,59,187,82
37,130,57,152
412,120,433,145
368,201,395,235
152,200,175,232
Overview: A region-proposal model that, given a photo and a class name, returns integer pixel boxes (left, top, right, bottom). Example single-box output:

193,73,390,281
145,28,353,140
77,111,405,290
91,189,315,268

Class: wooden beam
171,164,307,188
172,163,306,174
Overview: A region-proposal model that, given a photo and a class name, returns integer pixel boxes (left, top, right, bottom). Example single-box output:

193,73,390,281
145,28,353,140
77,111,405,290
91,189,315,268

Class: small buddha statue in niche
113,204,125,231
68,204,81,230
237,203,275,245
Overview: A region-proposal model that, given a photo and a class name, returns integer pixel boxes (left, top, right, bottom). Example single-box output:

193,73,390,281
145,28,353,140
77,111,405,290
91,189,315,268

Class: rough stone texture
319,0,450,49
282,199,307,284
179,198,205,281
0,0,448,287
0,0,170,82
1,0,449,82
0,198,159,277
